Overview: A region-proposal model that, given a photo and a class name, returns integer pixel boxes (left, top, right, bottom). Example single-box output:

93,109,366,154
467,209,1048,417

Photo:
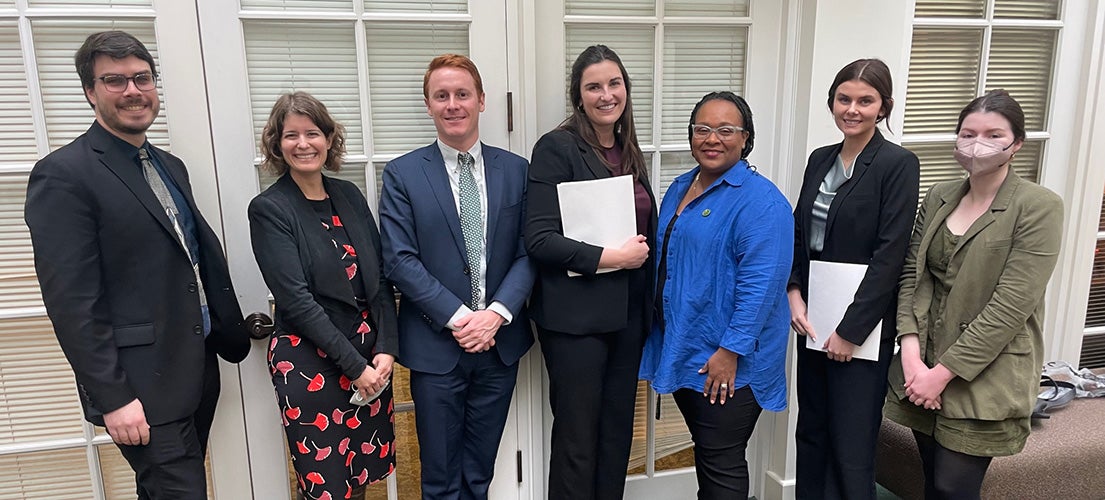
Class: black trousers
673,387,762,500
116,350,219,500
410,349,518,500
537,314,645,499
794,339,893,500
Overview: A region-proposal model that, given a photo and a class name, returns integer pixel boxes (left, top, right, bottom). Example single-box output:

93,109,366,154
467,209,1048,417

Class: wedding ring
720,383,728,388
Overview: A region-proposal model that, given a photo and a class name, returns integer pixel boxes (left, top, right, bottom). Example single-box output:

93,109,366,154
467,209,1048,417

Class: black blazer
25,121,250,427
790,129,920,344
249,174,398,380
525,129,658,334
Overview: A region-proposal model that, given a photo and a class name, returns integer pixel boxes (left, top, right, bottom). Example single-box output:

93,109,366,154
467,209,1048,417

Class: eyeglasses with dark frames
95,72,157,93
689,124,745,140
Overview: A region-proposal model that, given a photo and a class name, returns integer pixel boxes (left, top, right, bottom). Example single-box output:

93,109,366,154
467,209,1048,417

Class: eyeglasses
96,73,157,93
690,124,745,140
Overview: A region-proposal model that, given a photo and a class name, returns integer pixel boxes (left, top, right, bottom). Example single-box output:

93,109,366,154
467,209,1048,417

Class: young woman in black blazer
788,59,920,499
525,45,657,500
248,92,399,500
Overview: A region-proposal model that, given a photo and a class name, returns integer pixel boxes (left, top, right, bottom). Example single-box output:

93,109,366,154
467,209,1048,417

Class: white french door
194,0,522,499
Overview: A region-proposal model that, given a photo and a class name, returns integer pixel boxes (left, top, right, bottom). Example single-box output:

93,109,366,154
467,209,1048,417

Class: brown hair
827,58,895,131
259,91,345,176
955,89,1026,142
423,54,484,99
560,45,647,179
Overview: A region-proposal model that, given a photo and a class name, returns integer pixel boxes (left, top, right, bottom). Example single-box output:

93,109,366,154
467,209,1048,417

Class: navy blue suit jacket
380,142,535,374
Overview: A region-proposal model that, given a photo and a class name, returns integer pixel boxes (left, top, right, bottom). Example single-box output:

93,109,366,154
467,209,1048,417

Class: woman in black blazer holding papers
525,45,657,500
788,59,919,499
249,92,398,500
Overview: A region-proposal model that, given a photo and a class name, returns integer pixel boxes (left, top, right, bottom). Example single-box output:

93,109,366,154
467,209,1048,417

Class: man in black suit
24,31,250,499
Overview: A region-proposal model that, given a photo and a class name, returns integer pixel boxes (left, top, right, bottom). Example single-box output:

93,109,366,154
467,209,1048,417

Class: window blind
27,0,149,7
364,22,467,155
31,19,169,152
627,381,692,472
0,175,42,310
993,0,1060,20
240,0,351,11
665,0,749,17
986,28,1056,130
243,21,363,157
0,448,96,499
902,28,983,135
565,24,654,144
566,0,654,17
0,21,39,164
914,0,985,19
0,316,86,446
660,26,746,144
364,0,466,14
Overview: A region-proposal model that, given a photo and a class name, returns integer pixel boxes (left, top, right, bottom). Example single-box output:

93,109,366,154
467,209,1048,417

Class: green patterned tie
458,152,483,310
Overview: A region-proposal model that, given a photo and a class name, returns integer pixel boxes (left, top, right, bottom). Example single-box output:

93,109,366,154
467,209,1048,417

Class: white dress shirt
437,140,514,329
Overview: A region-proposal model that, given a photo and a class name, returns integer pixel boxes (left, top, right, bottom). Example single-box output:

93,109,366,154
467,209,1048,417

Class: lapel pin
702,209,711,217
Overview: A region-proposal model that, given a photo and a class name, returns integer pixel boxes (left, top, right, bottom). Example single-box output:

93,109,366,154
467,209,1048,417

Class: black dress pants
673,386,762,500
116,350,219,500
794,339,893,500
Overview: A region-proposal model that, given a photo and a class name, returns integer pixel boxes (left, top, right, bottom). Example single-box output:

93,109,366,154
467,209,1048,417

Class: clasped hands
903,358,955,411
453,309,504,353
352,352,395,401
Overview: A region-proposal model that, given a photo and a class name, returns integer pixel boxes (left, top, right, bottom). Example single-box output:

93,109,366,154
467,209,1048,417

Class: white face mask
954,137,1015,174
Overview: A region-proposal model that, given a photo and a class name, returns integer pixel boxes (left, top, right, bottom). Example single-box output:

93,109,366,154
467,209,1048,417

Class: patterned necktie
139,148,208,316
458,151,483,310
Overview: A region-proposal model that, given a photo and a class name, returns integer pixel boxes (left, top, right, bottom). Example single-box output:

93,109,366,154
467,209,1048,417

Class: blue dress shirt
639,160,793,411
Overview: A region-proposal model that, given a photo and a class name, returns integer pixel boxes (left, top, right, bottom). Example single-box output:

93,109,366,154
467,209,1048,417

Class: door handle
245,294,276,340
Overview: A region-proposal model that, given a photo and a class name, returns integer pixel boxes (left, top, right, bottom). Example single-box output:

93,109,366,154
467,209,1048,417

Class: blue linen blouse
639,160,793,411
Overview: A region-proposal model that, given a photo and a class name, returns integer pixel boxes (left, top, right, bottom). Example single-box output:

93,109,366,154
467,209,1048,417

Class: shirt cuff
487,301,513,325
446,304,474,331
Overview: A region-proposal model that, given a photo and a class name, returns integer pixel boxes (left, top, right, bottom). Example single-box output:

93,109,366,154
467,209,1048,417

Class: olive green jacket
888,171,1063,421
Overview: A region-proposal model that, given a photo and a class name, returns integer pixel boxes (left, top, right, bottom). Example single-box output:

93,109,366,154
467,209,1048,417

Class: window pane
665,0,749,17
903,28,983,135
240,0,352,11
566,0,654,17
0,316,86,445
913,0,985,18
99,444,138,500
0,447,95,499
364,0,466,14
1098,186,1105,232
0,21,40,164
1010,139,1042,183
661,26,746,145
365,22,467,155
565,25,655,145
28,0,150,6
0,173,43,310
32,19,170,151
627,382,693,475
243,21,363,156
658,151,695,199
994,0,1061,20
986,28,1056,131
1079,333,1105,369
1086,240,1105,329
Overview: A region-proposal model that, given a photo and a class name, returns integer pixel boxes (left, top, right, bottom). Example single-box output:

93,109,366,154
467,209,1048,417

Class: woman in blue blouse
640,91,793,499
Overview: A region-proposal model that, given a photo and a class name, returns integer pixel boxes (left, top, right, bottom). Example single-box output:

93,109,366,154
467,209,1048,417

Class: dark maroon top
603,145,651,237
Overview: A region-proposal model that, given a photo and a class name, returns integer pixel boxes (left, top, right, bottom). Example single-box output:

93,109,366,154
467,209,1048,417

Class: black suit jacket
789,129,920,344
249,174,399,379
25,121,250,426
525,129,658,334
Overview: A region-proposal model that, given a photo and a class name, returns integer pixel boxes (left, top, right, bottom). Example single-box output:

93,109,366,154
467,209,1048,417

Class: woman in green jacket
885,90,1064,500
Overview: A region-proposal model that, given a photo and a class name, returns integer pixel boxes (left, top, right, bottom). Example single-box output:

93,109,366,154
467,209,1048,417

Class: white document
557,175,636,277
805,260,882,361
